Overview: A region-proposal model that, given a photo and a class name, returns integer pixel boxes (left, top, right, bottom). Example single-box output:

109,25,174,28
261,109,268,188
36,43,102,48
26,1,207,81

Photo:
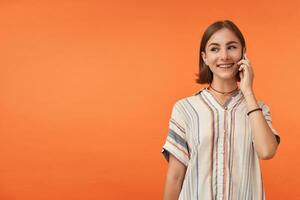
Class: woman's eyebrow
208,41,239,47
226,41,239,45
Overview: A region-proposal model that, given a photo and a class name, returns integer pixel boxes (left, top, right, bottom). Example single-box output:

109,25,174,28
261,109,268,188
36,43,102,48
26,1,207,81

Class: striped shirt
162,88,280,200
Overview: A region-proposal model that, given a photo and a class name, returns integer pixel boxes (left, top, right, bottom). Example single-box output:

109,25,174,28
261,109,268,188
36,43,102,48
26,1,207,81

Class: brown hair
195,20,246,84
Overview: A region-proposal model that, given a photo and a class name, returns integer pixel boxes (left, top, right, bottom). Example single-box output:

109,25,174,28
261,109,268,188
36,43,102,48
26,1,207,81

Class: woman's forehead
207,28,240,46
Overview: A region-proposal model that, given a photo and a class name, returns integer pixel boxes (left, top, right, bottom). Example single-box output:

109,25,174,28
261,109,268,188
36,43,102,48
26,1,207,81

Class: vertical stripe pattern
161,88,280,200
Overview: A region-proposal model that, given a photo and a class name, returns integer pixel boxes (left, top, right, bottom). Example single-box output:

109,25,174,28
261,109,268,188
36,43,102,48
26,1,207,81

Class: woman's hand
238,53,254,96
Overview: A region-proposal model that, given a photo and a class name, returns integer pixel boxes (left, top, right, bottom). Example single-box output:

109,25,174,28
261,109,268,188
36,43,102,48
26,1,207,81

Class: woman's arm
163,154,186,200
244,93,279,160
238,53,279,160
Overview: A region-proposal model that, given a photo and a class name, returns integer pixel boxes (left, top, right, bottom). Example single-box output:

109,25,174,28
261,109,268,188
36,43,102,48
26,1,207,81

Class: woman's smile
217,63,235,68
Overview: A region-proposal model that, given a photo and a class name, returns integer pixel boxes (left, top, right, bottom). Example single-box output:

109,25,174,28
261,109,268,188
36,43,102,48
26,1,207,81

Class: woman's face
202,28,244,82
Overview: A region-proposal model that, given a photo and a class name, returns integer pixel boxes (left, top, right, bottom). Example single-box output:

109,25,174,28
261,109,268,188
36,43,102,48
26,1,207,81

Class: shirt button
224,107,228,110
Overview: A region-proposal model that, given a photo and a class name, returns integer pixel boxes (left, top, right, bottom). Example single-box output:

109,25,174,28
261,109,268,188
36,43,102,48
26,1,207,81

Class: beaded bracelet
247,108,262,116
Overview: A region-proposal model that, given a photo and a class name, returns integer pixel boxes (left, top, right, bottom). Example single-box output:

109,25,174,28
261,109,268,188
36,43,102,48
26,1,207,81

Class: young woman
161,20,280,200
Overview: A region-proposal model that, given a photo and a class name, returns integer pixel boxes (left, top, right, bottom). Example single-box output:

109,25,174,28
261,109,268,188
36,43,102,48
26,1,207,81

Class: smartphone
237,49,246,78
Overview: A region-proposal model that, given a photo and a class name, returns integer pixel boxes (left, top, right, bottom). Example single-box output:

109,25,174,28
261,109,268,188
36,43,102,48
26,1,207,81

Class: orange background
0,0,299,199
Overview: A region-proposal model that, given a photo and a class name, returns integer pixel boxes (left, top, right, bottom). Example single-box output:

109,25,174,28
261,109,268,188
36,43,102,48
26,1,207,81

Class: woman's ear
201,51,207,65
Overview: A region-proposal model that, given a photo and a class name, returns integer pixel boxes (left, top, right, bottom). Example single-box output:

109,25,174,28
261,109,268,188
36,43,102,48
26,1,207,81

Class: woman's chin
215,73,238,81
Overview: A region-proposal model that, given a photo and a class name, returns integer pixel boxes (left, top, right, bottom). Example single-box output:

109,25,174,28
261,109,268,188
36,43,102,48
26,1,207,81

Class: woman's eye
210,48,218,52
228,46,237,50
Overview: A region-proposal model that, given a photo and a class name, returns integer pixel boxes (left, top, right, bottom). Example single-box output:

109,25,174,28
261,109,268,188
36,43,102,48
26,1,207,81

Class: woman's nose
220,50,229,60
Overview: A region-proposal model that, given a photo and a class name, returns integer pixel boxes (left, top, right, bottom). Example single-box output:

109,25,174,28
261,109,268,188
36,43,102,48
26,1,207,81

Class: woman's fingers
239,67,244,79
237,59,251,67
238,59,253,76
237,54,254,82
239,63,247,71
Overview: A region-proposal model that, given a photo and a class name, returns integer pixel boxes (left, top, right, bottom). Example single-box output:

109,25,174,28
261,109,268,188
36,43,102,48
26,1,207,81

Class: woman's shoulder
256,100,274,114
257,100,270,108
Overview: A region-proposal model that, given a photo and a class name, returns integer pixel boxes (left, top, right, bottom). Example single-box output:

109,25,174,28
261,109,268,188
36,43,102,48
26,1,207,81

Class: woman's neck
207,78,239,107
209,78,238,93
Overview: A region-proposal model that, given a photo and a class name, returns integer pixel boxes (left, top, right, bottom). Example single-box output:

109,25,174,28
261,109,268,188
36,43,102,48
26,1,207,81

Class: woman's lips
217,63,234,68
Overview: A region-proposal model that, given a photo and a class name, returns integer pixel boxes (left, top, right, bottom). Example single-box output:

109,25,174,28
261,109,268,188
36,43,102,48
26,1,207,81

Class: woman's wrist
243,90,259,110
242,89,254,98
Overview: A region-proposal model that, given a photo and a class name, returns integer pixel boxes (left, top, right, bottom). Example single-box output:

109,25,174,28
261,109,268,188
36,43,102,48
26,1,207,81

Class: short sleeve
161,101,190,167
258,101,281,144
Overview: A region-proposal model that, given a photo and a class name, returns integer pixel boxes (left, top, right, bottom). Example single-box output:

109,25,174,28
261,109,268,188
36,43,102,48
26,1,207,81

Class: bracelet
247,108,262,116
